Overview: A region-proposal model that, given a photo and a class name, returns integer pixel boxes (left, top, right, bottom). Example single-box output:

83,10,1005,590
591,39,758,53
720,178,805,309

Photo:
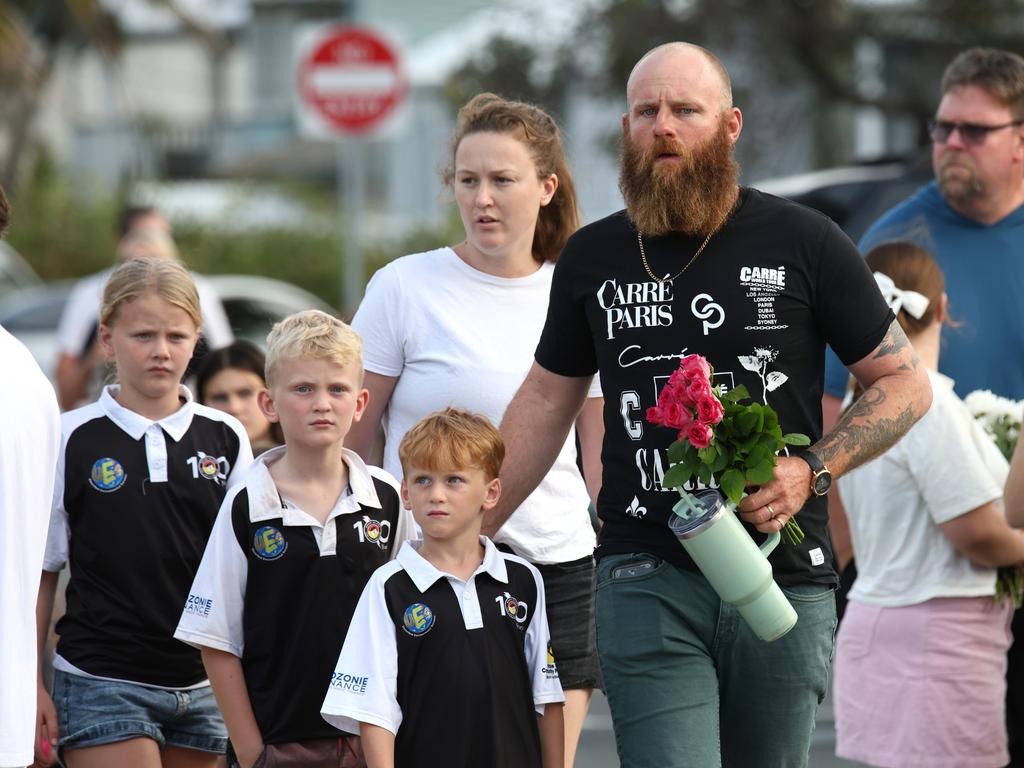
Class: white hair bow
873,272,930,320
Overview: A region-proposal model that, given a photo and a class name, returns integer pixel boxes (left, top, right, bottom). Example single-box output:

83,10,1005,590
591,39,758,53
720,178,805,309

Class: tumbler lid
668,488,727,540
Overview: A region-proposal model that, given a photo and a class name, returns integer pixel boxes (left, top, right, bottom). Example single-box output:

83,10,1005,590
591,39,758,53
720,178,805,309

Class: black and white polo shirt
321,538,565,768
175,446,415,745
43,385,252,689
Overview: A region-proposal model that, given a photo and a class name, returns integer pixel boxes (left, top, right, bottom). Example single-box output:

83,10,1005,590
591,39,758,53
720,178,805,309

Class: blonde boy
176,310,415,768
321,407,565,768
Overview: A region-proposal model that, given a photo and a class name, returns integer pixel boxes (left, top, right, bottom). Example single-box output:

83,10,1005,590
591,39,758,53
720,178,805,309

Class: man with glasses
823,45,1024,766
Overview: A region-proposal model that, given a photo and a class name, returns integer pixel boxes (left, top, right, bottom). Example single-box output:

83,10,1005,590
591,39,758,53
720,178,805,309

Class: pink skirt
834,597,1013,768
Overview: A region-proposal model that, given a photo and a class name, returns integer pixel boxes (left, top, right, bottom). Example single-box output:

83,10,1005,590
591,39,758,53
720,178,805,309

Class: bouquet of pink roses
647,354,810,545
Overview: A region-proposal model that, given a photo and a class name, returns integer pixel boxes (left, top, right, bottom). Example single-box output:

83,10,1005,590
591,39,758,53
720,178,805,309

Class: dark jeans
596,553,837,768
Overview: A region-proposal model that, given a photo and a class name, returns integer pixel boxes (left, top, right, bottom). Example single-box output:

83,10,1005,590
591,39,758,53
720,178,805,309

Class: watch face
813,471,832,496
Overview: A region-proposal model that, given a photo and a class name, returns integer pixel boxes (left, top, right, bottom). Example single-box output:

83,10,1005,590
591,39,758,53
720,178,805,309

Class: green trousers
595,552,837,768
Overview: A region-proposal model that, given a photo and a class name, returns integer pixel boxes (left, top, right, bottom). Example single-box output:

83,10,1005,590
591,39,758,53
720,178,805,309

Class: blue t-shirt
824,181,1024,399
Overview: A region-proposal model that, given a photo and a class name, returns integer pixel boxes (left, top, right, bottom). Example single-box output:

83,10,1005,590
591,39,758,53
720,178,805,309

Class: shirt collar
397,536,509,594
99,384,195,441
246,446,385,524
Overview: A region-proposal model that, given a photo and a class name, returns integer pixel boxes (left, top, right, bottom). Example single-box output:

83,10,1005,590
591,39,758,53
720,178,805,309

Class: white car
0,274,335,379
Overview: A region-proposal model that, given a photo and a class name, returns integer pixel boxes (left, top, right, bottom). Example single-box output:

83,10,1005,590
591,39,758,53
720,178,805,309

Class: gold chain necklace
637,203,736,283
638,229,713,283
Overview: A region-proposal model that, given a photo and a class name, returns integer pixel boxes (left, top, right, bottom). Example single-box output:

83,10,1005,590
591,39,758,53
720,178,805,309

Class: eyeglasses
928,119,1023,145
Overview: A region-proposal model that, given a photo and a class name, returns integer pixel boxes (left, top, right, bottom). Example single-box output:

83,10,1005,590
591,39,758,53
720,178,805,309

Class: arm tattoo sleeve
814,320,921,472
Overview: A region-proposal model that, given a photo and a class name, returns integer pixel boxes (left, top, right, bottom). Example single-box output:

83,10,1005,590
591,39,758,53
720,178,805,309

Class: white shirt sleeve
351,264,406,378
194,275,234,348
227,421,254,491
523,563,566,712
906,395,1002,525
321,570,401,735
174,488,248,656
42,438,69,572
55,276,103,356
368,467,418,560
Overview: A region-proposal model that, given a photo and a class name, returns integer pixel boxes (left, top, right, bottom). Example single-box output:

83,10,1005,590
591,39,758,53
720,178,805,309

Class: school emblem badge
402,603,434,636
89,457,126,492
252,525,288,561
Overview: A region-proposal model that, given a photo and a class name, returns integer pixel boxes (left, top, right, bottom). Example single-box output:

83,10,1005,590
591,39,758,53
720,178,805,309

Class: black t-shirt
535,188,893,585
231,477,406,745
51,395,250,687
322,542,559,768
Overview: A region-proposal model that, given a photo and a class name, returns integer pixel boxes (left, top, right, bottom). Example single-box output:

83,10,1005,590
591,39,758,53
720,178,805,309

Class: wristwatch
797,450,833,496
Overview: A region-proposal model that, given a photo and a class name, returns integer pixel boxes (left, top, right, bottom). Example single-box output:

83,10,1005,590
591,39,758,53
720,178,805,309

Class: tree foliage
446,0,1024,169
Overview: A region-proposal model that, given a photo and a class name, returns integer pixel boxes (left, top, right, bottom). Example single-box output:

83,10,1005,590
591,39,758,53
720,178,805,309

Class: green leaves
657,385,813,544
720,468,745,505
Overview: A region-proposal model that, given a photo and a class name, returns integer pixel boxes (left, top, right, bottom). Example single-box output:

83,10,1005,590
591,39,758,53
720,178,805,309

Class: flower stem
783,518,805,546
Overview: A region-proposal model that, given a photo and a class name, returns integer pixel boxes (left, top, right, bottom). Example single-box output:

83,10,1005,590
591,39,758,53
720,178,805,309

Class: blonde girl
34,257,253,768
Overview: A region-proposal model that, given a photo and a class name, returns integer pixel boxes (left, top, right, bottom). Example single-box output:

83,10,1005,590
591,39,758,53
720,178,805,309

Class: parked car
0,274,335,379
756,153,933,242
0,241,42,301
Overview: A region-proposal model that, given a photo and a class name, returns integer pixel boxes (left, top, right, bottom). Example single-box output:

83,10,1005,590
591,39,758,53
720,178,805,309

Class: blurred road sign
296,25,407,137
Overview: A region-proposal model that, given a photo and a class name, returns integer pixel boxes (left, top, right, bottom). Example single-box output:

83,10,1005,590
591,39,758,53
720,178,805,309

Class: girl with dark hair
196,340,283,456
348,93,602,765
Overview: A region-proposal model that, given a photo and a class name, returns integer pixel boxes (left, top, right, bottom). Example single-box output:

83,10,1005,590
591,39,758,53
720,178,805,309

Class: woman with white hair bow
833,240,1024,768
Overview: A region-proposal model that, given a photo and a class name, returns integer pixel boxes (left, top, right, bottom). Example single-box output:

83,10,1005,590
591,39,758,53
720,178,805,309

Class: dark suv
756,153,934,242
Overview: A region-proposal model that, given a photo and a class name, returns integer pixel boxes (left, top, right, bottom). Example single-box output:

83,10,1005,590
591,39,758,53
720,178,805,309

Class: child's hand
34,686,59,767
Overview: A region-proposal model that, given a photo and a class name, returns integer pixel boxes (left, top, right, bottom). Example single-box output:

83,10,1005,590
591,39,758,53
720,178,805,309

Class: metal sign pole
338,138,365,312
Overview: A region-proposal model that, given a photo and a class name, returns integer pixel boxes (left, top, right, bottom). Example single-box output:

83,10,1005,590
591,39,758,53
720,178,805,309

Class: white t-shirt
838,370,1005,606
56,268,233,357
352,247,601,564
0,326,60,768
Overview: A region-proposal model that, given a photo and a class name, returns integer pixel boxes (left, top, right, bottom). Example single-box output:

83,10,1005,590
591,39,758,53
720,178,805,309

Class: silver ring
766,503,776,519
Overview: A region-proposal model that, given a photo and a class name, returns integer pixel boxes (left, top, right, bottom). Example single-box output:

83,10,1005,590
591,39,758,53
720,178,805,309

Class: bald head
627,43,733,111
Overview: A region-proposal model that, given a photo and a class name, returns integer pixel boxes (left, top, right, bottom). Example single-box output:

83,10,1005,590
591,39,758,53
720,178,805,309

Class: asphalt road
574,676,864,767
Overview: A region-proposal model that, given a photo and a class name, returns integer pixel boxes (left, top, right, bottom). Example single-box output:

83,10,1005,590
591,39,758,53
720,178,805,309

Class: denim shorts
536,554,602,690
54,669,227,753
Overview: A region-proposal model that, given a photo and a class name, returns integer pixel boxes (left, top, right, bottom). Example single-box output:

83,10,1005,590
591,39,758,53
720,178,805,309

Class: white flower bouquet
964,389,1024,606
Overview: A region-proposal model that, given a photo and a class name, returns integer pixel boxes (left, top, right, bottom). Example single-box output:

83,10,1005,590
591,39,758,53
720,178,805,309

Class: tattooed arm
739,319,932,533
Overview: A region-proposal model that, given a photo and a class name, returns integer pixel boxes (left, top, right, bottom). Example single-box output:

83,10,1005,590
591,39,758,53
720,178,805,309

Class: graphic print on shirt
737,346,788,405
252,525,288,560
597,278,675,340
543,644,559,680
89,457,126,492
739,264,789,332
185,451,231,486
402,603,434,636
495,591,529,628
352,515,391,549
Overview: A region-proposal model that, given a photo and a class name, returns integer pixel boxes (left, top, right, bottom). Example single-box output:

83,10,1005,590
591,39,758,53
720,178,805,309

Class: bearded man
487,42,932,767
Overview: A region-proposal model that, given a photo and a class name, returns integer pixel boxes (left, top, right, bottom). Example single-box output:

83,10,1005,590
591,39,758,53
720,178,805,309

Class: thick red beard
619,118,740,237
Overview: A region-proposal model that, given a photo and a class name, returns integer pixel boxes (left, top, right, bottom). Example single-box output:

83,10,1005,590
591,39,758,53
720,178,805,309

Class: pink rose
646,406,663,425
696,394,724,425
686,376,713,402
679,354,712,381
685,422,713,449
664,402,694,430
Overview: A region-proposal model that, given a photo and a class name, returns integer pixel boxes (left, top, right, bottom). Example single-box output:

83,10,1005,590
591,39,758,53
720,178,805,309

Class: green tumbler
669,488,797,642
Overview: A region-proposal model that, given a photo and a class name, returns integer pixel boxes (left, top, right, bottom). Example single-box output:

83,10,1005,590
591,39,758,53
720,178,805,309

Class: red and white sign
296,25,407,137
